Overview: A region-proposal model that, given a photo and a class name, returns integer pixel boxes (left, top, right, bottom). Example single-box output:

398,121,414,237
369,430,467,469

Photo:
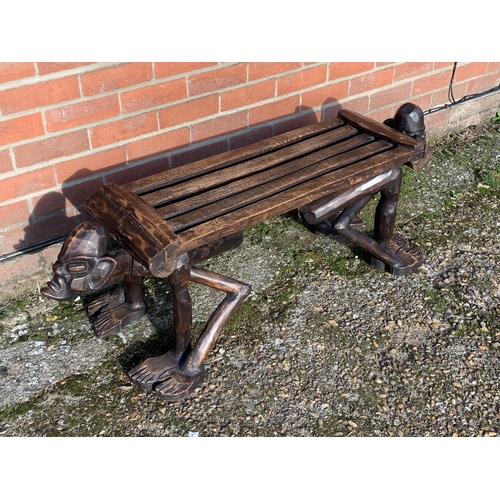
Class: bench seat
85,110,426,277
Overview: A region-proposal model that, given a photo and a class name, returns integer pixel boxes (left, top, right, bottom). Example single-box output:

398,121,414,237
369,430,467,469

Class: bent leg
128,264,192,390
152,267,251,401
370,166,423,275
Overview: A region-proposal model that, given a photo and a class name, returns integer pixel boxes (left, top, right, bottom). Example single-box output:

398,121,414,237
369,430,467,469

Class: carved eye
66,262,89,274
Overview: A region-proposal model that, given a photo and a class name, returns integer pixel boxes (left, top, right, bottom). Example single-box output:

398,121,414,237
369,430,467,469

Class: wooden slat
126,117,345,195
141,125,359,207
168,140,394,232
157,133,375,221
338,109,425,151
84,183,180,277
175,147,417,253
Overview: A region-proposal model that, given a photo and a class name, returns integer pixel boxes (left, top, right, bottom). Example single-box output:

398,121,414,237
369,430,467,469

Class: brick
55,147,127,184
31,189,67,217
394,62,434,82
408,93,432,114
277,65,327,96
191,111,247,142
430,83,466,108
45,94,120,132
80,63,153,96
3,212,79,252
487,62,500,72
221,80,276,112
0,76,80,115
0,149,13,174
248,62,302,81
0,167,56,203
126,128,190,161
249,95,301,126
467,73,500,95
0,200,30,227
0,113,45,147
329,62,375,81
274,111,321,135
36,62,93,75
171,140,228,169
14,130,90,168
412,71,451,96
367,107,394,123
121,79,187,114
369,82,412,110
90,112,158,149
320,102,342,121
434,62,454,70
229,126,273,150
158,95,219,129
376,63,393,67
62,177,104,208
336,96,369,116
300,81,349,110
188,64,247,96
424,109,449,130
349,67,395,96
106,159,171,185
154,62,217,79
0,62,36,83
454,62,489,81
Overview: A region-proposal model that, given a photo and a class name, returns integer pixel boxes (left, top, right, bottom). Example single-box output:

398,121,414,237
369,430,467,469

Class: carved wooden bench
42,105,432,401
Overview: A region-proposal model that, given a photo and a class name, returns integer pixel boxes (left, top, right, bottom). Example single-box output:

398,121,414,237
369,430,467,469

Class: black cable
424,62,500,115
448,62,458,104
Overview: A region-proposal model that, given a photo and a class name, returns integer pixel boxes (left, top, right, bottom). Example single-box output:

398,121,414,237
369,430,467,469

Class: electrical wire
424,62,500,115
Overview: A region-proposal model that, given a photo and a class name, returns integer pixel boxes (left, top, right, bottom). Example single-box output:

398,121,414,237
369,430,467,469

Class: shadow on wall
15,99,343,254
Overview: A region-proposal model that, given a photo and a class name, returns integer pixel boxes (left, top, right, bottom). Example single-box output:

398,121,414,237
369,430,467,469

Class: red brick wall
1,62,499,256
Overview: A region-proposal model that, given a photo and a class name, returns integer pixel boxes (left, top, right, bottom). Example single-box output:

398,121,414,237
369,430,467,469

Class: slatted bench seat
42,105,431,401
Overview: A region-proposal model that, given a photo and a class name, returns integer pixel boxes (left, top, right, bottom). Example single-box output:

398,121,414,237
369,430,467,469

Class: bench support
128,266,251,401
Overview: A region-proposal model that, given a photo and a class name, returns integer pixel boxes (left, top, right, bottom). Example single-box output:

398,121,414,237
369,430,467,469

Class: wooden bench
42,105,432,401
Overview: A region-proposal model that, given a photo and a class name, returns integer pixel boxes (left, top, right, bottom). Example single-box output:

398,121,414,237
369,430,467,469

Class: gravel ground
1,119,500,437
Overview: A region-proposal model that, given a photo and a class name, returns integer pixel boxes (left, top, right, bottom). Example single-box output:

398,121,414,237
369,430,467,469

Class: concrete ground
1,112,500,437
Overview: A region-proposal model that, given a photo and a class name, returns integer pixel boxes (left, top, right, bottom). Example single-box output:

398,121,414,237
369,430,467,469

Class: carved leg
370,166,423,275
332,167,423,275
88,273,147,338
128,233,245,396
153,267,251,401
129,264,251,401
128,264,193,390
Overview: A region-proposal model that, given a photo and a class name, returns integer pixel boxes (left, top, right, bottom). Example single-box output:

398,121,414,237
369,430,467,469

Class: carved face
42,222,116,301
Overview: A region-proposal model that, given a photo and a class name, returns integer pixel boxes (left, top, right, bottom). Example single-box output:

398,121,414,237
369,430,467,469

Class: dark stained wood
85,182,180,277
141,125,359,207
339,109,425,152
126,117,345,195
166,139,393,232
155,134,375,221
175,146,414,253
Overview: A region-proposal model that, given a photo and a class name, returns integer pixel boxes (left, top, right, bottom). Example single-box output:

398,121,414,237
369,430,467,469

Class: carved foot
87,284,146,338
129,350,205,401
128,351,180,390
370,235,424,276
90,300,146,338
87,286,125,316
154,366,205,402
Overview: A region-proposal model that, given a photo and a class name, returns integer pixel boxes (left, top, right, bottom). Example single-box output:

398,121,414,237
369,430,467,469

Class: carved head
41,221,116,300
393,103,426,142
